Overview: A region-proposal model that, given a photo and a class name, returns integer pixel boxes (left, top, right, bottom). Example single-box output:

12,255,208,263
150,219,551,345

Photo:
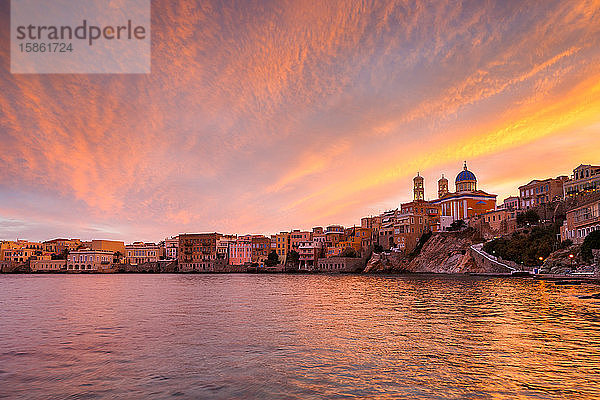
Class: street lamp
569,254,575,272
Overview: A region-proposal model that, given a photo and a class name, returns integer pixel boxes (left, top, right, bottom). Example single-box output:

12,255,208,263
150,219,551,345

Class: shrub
581,231,600,261
340,247,358,258
482,225,557,266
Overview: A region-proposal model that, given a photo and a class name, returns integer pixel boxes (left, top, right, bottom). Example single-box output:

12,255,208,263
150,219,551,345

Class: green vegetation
373,244,384,254
287,250,300,264
483,225,559,266
410,231,433,258
51,248,68,260
340,247,358,258
581,231,600,262
447,219,466,231
265,250,279,268
517,210,540,227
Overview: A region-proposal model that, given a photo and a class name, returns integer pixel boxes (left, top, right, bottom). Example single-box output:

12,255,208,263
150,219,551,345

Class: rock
364,230,482,274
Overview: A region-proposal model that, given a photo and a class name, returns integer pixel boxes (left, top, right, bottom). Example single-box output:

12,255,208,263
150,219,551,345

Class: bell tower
438,174,449,198
413,173,424,201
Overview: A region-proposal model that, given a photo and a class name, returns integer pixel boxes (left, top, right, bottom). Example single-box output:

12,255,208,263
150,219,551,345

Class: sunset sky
1,0,600,243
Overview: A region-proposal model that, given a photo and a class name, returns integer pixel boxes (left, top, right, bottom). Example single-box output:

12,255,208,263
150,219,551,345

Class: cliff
364,230,490,274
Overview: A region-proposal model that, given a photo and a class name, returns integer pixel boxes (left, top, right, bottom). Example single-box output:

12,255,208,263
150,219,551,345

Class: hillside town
1,162,600,275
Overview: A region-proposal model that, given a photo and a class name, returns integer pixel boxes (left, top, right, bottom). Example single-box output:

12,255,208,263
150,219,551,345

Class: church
427,162,497,230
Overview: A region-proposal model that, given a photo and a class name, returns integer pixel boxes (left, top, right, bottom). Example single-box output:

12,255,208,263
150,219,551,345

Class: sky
1,0,600,243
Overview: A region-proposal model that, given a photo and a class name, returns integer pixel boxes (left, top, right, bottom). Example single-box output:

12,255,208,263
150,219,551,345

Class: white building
164,236,179,260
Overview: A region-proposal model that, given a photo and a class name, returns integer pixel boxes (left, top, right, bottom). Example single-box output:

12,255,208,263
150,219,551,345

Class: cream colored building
67,249,113,271
126,242,160,264
30,260,66,272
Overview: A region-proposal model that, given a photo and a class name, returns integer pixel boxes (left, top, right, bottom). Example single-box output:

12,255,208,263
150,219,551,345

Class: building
561,197,600,244
90,240,125,256
289,230,312,252
217,235,237,261
564,164,600,197
501,196,520,211
273,231,291,263
164,236,179,260
430,162,497,229
519,176,567,209
43,238,82,255
0,240,56,261
1,248,39,263
438,174,449,198
312,227,326,245
298,240,323,269
229,236,252,265
126,242,160,264
413,173,424,201
67,249,113,271
251,235,271,264
178,233,221,271
324,225,346,252
0,239,56,262
477,209,517,238
30,260,66,272
315,257,365,273
354,227,373,255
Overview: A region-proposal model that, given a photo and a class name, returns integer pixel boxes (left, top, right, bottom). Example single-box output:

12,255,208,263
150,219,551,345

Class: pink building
290,230,312,251
229,236,252,265
299,240,323,269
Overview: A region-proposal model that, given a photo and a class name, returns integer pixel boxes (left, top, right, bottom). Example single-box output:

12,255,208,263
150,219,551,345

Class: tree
581,231,600,261
447,219,466,231
113,251,123,263
287,250,300,267
340,247,358,258
52,248,69,260
410,231,433,258
265,250,280,268
373,244,384,253
517,210,540,227
482,225,558,267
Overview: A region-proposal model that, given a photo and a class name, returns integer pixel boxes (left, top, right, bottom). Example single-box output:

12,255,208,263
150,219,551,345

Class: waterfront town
1,162,600,275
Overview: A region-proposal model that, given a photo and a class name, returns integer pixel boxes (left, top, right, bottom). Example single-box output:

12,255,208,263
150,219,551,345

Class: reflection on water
0,274,599,399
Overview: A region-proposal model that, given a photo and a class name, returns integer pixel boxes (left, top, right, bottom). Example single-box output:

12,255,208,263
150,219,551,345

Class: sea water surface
1,274,600,399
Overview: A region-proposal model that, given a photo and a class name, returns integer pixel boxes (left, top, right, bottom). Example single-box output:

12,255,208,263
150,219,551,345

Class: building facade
501,196,520,211
229,236,252,265
298,240,323,269
90,240,126,255
519,176,567,209
164,236,179,260
430,163,497,229
273,231,291,263
564,164,600,197
178,233,221,271
30,260,66,272
126,242,160,264
67,249,113,271
561,198,600,244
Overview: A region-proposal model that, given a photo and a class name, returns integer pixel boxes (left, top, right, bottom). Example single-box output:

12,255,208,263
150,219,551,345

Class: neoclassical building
430,162,497,229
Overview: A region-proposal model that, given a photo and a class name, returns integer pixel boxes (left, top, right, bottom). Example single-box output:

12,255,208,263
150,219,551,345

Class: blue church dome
455,162,477,183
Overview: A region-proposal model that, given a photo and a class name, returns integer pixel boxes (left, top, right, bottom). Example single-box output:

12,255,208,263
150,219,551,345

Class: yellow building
274,231,291,263
91,240,125,255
